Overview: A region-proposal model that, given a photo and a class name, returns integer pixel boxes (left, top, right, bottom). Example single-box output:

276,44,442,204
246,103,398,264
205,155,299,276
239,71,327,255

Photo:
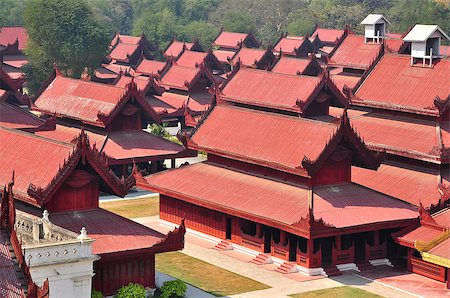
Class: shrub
92,290,103,298
159,279,187,298
115,283,146,298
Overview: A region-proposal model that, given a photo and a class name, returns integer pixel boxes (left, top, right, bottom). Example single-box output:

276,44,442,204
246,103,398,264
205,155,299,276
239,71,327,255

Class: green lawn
100,196,159,218
289,286,383,298
156,252,270,296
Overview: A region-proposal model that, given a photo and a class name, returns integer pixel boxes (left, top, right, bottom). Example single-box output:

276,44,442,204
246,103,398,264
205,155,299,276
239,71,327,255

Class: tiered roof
34,74,163,127
0,127,133,207
0,27,28,51
164,38,202,59
271,56,322,76
135,58,168,77
188,105,379,176
274,35,316,57
108,33,154,64
212,31,259,50
159,64,217,92
220,67,346,113
311,27,345,45
353,54,450,117
230,47,275,69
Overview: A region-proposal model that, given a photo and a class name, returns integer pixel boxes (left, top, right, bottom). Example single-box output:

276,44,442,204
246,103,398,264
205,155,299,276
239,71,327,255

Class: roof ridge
0,126,75,147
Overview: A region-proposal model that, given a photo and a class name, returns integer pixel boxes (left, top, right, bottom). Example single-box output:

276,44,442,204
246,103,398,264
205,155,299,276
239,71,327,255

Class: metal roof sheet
212,49,235,63
143,162,417,230
49,209,165,255
330,34,381,69
355,55,450,112
360,14,389,25
35,76,127,126
214,32,248,48
311,28,345,44
135,59,166,75
109,43,140,62
271,56,311,75
191,105,337,172
403,25,449,42
0,26,28,50
165,40,193,57
160,65,200,90
221,67,320,111
176,50,208,68
432,209,450,227
428,237,450,259
231,48,267,66
0,102,44,130
398,225,443,244
274,37,305,55
0,231,25,298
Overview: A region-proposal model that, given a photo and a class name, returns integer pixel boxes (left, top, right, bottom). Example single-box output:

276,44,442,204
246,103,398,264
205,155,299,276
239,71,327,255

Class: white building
361,14,390,43
16,210,99,298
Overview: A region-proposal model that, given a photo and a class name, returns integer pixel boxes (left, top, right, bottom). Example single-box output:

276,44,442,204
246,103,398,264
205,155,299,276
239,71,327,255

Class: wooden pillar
307,238,314,267
447,268,450,289
150,161,157,173
280,230,287,245
256,223,262,238
171,158,176,168
373,230,380,246
407,248,413,271
335,235,341,250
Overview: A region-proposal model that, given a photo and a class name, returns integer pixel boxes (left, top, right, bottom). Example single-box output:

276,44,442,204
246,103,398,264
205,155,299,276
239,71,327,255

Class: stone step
250,253,272,265
323,265,342,277
213,240,233,251
275,262,298,274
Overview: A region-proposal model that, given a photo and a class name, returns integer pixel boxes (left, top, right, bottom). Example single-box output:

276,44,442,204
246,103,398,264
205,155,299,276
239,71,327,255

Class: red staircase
275,262,297,274
356,260,374,271
250,253,272,265
213,240,232,251
323,265,342,277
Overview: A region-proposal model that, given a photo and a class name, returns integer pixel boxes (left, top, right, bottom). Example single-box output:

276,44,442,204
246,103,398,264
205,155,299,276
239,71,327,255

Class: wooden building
229,47,276,70
212,30,260,51
271,55,322,76
32,70,194,176
0,127,185,295
273,33,317,58
136,102,418,276
164,38,203,60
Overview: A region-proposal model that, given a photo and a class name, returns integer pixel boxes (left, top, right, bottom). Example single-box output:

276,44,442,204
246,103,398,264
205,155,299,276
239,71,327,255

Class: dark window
241,220,257,236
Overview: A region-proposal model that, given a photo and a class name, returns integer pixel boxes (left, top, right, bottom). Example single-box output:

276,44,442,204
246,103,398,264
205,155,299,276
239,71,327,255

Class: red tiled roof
165,40,193,57
352,162,446,208
354,55,450,115
330,72,361,91
271,56,311,75
191,105,336,173
49,209,166,255
102,130,188,164
0,101,45,130
135,59,166,76
35,124,106,146
230,48,267,67
0,27,28,50
160,65,201,91
114,75,149,91
109,43,139,62
0,231,26,298
398,225,444,246
274,36,305,55
0,127,75,203
212,50,235,63
311,28,344,44
385,38,404,52
221,67,322,112
176,50,208,68
34,76,127,126
142,162,417,232
330,34,381,69
348,111,443,162
2,55,28,69
213,32,248,49
148,92,187,115
117,35,141,45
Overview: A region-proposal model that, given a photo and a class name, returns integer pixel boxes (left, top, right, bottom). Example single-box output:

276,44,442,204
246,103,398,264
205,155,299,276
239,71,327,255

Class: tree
221,11,255,33
108,0,133,34
0,0,28,26
23,0,109,93
183,20,218,49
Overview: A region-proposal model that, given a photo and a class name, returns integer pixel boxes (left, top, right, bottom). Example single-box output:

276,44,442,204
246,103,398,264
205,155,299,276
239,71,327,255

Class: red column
307,238,314,267
407,248,413,272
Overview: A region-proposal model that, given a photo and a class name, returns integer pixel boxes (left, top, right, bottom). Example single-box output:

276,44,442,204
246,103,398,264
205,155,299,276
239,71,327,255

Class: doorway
321,237,333,266
354,233,366,261
225,218,232,240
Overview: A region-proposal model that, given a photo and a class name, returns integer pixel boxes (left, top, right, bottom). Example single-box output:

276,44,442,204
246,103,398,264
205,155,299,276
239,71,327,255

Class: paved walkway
134,216,430,298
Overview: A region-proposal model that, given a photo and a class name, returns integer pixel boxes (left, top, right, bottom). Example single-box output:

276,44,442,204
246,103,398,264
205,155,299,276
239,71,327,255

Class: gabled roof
0,101,55,132
353,54,450,116
220,67,346,113
165,40,193,58
329,34,383,69
352,161,449,208
343,109,448,163
34,74,164,127
0,27,28,50
212,49,235,63
274,35,316,56
113,73,165,95
403,25,449,42
188,105,380,176
271,56,321,76
0,127,134,207
135,58,167,76
109,43,140,63
360,14,390,25
159,64,217,92
139,162,417,237
230,47,274,68
0,63,25,91
176,50,208,68
213,31,259,50
311,27,345,44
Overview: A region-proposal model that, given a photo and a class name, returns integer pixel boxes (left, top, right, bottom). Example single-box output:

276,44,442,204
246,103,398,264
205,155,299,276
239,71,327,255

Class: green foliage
221,11,255,33
159,279,187,298
148,123,171,139
0,0,28,26
91,289,103,298
287,18,315,36
182,21,218,49
23,0,109,93
115,283,146,298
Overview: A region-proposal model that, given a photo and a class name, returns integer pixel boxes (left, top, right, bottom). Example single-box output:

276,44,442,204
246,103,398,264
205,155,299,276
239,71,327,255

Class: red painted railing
332,245,354,265
297,247,322,268
366,242,386,260
410,257,446,282
241,233,264,252
271,239,289,260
